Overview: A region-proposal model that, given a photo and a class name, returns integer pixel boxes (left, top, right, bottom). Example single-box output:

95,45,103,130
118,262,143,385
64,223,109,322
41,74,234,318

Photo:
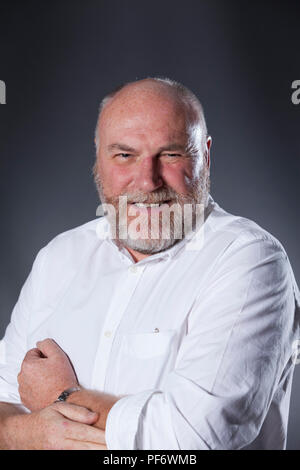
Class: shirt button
129,265,138,273
104,330,112,338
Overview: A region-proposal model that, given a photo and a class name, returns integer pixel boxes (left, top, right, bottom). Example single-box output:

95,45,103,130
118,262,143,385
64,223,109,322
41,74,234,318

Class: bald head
94,77,208,154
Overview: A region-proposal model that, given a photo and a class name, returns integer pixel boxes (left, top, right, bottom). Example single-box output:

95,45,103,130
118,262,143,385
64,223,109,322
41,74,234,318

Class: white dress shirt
0,195,299,450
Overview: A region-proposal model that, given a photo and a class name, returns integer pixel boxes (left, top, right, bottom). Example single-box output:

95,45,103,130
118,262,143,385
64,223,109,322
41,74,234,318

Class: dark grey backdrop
0,0,299,448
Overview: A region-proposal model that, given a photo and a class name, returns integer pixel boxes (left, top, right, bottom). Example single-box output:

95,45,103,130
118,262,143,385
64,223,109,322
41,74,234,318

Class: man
0,77,299,450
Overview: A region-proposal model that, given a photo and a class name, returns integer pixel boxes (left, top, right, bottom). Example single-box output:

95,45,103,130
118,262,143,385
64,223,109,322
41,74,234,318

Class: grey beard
95,171,210,255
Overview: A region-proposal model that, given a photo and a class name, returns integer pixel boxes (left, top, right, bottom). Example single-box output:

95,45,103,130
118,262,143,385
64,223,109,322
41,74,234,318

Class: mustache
96,176,205,206
107,188,183,204
126,189,176,204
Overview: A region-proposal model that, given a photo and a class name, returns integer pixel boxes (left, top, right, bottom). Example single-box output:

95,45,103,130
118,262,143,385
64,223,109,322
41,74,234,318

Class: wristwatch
54,386,81,403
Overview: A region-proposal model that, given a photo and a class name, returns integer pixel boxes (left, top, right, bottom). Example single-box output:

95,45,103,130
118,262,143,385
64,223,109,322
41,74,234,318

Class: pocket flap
122,329,176,359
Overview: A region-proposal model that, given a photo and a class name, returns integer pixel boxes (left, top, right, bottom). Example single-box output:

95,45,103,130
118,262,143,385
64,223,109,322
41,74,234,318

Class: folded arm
17,337,121,430
3,237,298,449
0,247,108,449
106,237,297,449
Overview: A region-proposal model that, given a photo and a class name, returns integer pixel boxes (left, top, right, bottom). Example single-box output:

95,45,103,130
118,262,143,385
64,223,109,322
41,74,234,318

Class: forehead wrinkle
107,141,188,154
98,91,202,156
100,110,190,141
101,116,189,147
100,86,191,128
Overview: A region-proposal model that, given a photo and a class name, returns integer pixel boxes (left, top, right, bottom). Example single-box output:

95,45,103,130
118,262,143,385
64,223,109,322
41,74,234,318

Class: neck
124,246,151,263
113,238,151,263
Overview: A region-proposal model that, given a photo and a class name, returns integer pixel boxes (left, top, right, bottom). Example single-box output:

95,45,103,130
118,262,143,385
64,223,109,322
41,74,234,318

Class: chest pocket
109,329,178,394
122,329,177,359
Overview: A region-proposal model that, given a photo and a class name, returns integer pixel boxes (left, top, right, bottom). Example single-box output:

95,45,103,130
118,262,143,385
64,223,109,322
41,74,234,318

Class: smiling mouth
130,200,172,208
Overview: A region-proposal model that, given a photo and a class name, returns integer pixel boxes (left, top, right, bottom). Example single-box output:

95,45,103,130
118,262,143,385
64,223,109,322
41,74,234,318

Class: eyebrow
107,143,187,153
107,143,137,153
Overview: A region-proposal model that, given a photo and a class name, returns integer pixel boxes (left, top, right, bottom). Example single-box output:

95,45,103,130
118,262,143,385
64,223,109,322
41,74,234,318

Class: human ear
205,136,212,168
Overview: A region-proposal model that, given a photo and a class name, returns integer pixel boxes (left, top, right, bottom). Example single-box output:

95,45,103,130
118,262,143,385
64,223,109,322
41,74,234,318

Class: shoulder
206,198,287,260
33,216,108,286
44,216,109,257
202,199,299,314
50,216,104,242
201,198,296,296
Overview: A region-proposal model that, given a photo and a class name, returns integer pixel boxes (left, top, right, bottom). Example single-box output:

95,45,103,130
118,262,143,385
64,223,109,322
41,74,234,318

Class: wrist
54,386,82,404
65,389,119,429
65,386,84,405
3,411,32,450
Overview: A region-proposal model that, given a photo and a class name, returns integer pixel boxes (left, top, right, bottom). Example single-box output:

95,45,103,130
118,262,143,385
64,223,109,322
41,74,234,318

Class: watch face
57,391,68,401
57,387,80,402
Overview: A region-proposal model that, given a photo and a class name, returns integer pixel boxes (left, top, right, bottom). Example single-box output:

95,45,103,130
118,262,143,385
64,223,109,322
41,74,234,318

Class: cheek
162,162,195,194
100,163,133,195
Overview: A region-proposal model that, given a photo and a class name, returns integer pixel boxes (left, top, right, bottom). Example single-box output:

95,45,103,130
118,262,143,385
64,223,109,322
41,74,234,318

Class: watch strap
54,386,81,403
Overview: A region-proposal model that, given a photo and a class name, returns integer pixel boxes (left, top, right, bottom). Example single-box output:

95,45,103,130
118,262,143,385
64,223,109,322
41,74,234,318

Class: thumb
36,338,64,358
23,348,45,361
52,402,99,424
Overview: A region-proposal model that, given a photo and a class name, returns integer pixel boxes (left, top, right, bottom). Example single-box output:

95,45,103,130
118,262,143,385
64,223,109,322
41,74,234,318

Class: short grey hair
94,77,208,153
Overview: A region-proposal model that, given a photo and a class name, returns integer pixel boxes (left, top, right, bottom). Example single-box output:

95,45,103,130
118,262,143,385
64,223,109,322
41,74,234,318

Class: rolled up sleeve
105,390,155,449
105,236,298,450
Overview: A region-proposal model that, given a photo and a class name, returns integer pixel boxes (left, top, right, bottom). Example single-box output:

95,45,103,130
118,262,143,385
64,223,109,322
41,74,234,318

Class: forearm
0,402,28,449
66,389,121,430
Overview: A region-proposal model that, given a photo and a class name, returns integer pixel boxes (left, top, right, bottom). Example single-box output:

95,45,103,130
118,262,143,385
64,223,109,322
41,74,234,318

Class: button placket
129,265,138,273
91,265,145,390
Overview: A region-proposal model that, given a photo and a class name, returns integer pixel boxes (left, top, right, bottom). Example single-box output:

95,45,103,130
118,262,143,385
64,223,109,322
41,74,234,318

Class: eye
117,153,131,159
162,153,182,158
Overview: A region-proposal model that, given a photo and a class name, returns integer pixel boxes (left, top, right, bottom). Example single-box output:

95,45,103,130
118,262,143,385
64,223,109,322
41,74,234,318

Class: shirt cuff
0,392,29,413
105,390,155,450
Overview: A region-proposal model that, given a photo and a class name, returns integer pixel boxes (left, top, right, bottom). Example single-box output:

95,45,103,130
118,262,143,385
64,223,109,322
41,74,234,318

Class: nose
132,157,163,193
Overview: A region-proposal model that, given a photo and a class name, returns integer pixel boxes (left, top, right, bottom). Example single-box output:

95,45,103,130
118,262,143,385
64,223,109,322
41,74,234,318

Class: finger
36,338,64,357
52,402,99,424
65,421,106,445
23,348,45,361
65,439,107,450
